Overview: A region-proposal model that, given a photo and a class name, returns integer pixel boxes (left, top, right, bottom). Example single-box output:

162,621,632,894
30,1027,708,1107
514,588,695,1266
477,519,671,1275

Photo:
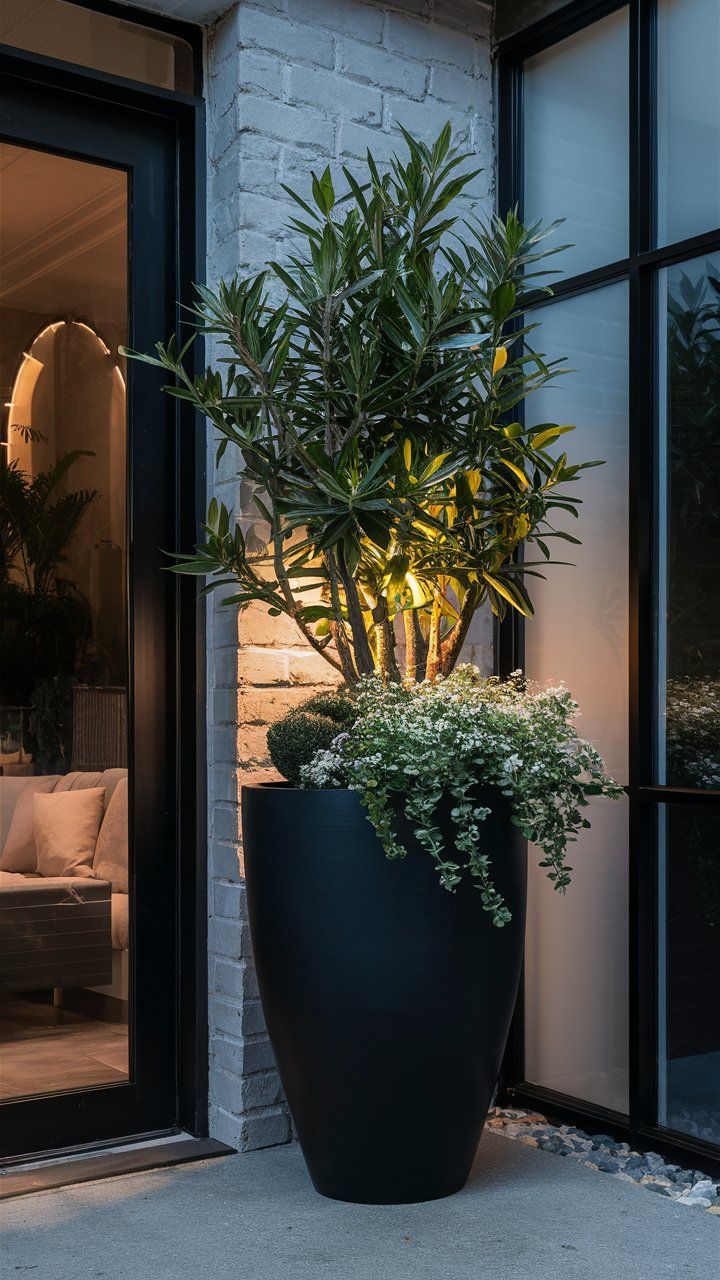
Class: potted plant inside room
127,126,621,1205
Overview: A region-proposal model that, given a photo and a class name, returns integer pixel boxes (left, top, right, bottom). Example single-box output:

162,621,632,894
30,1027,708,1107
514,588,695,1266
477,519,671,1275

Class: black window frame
497,0,720,1178
0,3,208,1163
1,0,204,97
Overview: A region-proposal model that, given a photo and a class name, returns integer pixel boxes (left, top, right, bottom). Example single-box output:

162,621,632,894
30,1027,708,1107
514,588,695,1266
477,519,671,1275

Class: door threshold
0,1132,234,1200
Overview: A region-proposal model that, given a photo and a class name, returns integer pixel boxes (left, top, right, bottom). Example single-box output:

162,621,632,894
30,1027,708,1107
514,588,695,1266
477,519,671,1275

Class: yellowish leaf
404,572,427,608
498,457,528,490
492,345,508,376
530,423,575,451
483,571,532,617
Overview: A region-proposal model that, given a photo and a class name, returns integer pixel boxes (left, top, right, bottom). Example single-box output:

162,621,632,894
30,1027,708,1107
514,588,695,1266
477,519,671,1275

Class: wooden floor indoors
0,994,128,1100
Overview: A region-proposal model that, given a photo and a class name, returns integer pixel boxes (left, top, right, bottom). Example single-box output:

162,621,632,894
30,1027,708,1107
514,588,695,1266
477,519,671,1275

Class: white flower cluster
300,667,622,927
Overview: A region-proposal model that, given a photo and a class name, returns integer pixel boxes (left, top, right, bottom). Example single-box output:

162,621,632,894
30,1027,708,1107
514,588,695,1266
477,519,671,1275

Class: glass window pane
1,142,130,1098
522,8,629,279
0,0,194,94
657,0,720,246
657,254,720,788
523,285,630,1113
658,804,720,1145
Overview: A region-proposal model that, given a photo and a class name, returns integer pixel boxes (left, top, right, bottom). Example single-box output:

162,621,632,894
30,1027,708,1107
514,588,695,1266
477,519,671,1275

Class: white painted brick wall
133,0,496,1154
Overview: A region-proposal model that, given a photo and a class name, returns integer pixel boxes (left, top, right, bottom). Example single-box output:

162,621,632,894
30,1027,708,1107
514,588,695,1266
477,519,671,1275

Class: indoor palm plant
0,437,96,767
129,127,618,1204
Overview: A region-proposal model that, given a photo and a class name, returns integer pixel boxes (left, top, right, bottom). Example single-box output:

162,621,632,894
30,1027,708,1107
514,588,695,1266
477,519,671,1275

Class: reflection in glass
0,0,194,94
658,255,720,789
0,143,130,1100
523,286,630,1113
658,805,720,1145
522,7,629,279
657,0,720,246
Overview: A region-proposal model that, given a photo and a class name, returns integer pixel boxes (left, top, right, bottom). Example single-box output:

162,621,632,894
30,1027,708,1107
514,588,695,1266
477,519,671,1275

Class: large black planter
242,783,527,1205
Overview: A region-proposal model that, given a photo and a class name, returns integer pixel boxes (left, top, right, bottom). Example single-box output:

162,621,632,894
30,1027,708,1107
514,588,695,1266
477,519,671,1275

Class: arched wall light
5,318,126,464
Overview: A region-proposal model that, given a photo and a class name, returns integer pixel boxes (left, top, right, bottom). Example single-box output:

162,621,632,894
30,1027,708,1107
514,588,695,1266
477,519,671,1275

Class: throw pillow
33,787,105,878
0,776,61,873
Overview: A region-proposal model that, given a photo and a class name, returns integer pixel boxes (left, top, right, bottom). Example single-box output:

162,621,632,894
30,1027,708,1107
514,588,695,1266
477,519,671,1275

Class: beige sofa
0,770,129,994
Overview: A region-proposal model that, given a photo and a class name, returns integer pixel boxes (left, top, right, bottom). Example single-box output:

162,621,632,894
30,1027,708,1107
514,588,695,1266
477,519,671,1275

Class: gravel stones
486,1108,719,1214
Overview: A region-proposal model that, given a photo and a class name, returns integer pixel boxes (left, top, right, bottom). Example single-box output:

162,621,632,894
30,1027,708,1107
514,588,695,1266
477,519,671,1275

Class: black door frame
0,29,207,1160
496,0,720,1179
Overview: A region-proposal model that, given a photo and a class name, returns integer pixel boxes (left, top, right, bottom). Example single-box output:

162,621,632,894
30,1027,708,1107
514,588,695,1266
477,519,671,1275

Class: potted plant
127,127,620,1203
0,434,96,767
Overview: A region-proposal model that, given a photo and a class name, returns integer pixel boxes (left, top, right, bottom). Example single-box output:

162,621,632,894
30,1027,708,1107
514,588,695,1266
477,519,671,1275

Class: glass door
0,62,187,1157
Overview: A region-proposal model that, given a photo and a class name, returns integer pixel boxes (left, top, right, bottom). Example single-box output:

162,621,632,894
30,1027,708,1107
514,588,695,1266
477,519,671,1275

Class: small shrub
267,691,356,785
299,691,357,727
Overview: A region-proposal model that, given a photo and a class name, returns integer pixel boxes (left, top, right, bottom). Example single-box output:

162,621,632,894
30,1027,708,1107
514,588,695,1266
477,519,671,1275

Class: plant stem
403,609,428,683
322,295,338,456
425,595,443,680
372,597,400,682
335,548,375,676
325,552,358,683
269,505,343,674
440,584,479,676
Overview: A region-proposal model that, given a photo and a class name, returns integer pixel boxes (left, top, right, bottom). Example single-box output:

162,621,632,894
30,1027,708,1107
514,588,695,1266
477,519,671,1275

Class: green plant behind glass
0,440,96,704
126,125,599,684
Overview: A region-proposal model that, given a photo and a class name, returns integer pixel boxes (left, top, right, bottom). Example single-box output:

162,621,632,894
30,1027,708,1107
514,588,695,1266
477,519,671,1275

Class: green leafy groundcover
289,669,622,927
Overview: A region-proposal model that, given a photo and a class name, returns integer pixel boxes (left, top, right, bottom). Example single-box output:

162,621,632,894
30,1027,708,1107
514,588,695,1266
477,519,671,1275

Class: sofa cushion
0,776,61,872
33,787,105,878
0,870,31,889
53,771,102,793
111,892,129,951
0,871,100,892
97,768,127,812
92,777,128,893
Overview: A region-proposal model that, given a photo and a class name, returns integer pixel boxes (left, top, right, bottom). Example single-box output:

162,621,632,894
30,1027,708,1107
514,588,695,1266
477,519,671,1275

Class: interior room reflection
0,143,130,1099
657,252,720,1146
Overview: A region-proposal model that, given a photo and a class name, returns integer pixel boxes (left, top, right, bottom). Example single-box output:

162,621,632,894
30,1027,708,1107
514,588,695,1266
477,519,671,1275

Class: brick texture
199,0,495,1153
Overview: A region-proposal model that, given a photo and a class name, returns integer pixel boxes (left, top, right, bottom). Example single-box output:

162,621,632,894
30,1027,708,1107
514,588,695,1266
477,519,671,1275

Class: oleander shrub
125,125,600,685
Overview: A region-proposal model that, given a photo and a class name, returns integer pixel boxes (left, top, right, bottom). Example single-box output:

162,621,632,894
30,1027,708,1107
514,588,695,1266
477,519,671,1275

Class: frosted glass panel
523,285,629,1114
523,8,629,278
657,0,720,246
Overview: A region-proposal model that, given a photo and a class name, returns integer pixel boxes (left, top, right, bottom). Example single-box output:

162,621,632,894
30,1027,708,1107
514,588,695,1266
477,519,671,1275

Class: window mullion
628,0,659,1145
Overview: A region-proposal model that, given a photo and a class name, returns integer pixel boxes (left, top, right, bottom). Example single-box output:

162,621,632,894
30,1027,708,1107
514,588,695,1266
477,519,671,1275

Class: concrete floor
0,1132,717,1280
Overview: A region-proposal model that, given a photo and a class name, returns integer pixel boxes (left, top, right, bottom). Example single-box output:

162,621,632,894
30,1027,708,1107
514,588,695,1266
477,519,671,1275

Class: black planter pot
242,783,527,1205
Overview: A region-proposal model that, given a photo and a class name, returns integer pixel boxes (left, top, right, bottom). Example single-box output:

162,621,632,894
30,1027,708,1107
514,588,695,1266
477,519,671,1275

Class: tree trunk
425,598,443,681
440,586,479,676
404,610,428,683
335,550,375,677
373,598,400,682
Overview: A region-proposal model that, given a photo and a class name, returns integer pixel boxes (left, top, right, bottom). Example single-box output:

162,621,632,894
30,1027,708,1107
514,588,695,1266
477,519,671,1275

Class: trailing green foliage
125,125,598,683
300,668,623,926
0,447,96,703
